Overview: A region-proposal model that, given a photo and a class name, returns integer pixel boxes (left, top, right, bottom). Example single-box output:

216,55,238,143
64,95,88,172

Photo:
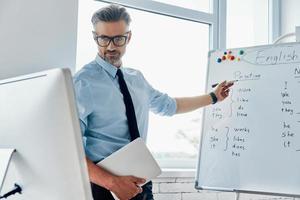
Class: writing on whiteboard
243,46,300,65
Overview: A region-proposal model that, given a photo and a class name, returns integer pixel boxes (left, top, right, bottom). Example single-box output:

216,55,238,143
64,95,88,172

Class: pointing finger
220,80,226,87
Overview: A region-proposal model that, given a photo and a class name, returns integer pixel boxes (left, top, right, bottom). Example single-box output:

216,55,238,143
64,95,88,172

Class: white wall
153,176,298,200
281,0,300,42
0,0,78,80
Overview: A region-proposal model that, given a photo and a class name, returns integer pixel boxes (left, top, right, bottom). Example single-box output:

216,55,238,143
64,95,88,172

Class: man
73,4,233,200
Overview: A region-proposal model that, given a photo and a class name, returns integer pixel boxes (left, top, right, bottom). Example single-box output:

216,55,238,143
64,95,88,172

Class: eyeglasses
93,31,131,47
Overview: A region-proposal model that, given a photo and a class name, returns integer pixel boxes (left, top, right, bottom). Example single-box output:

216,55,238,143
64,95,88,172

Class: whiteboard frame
195,42,300,198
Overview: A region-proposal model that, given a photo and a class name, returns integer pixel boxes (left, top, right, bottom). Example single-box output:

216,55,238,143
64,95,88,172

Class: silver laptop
97,138,161,199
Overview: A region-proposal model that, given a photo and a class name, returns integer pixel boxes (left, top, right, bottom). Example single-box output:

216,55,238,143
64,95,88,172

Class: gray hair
91,4,131,28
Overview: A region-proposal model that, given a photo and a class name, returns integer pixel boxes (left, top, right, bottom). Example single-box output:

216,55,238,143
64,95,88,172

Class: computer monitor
0,68,92,200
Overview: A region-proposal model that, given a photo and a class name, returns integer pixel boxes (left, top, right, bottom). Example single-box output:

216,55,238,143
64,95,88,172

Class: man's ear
127,31,132,44
92,31,96,38
92,31,98,44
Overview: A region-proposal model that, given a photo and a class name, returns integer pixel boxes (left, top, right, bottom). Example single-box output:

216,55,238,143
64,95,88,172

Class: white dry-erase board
196,42,300,197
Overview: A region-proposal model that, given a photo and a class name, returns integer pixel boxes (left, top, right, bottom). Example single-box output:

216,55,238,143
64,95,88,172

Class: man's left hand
214,80,234,102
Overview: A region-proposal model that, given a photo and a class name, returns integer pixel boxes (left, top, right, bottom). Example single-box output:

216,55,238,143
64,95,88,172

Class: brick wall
152,176,298,200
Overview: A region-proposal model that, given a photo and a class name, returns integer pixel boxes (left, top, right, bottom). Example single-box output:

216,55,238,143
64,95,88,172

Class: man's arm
175,81,234,114
175,94,212,114
86,157,145,200
86,157,113,188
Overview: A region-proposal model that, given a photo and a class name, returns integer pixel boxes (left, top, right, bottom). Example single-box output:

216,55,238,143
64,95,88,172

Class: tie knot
116,69,123,78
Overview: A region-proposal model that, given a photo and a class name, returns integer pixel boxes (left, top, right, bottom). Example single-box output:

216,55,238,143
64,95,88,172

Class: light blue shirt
73,55,177,162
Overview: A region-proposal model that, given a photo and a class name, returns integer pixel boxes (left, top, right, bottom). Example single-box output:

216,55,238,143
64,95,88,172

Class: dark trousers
91,181,153,200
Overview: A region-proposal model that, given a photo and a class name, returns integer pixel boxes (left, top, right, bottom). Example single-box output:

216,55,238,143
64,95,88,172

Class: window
226,0,269,48
76,0,99,69
124,8,209,169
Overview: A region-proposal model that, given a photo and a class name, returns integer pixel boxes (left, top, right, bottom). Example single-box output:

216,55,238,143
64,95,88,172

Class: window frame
268,0,281,44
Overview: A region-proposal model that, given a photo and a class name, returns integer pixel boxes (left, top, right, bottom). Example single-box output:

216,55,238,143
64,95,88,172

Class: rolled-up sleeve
149,91,177,116
139,72,177,116
73,75,93,141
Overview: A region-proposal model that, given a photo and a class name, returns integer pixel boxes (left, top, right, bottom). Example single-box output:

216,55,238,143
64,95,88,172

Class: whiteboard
196,42,300,197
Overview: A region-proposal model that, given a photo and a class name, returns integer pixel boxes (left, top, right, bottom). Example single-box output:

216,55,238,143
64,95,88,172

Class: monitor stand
0,149,16,193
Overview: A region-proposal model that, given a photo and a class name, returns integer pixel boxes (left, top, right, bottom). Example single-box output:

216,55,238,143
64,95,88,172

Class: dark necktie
116,69,140,141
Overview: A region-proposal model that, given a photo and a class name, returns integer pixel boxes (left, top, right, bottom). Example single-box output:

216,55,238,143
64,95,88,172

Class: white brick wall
152,177,297,200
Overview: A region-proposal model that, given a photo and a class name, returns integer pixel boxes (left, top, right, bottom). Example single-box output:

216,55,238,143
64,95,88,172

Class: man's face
93,20,131,67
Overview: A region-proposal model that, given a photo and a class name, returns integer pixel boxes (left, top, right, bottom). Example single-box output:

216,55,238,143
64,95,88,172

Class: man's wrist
209,92,218,104
102,174,117,190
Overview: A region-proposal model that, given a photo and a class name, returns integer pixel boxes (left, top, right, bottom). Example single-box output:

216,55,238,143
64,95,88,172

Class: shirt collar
95,54,122,78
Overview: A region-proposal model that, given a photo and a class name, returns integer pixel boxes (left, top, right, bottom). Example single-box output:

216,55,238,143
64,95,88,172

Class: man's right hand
107,175,146,200
86,158,146,200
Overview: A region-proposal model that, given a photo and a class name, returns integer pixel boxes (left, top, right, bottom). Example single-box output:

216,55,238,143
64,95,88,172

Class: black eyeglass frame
92,31,131,47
